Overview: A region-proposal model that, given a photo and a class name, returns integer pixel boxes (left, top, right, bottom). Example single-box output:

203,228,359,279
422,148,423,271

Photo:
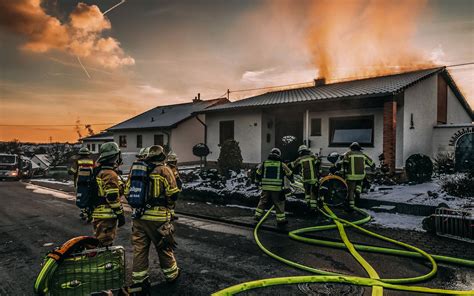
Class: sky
0,0,473,143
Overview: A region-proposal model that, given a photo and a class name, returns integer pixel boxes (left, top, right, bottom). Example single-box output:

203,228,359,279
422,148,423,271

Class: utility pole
227,89,230,100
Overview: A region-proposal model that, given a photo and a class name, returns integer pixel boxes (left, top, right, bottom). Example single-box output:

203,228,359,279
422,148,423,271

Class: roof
108,98,228,131
32,154,51,166
81,132,114,141
203,67,473,118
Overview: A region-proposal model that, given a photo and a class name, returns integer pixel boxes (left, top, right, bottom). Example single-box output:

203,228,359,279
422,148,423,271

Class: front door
455,133,474,172
275,115,303,162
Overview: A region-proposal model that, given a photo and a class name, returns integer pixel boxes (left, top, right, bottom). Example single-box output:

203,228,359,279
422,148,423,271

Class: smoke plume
0,0,134,69
259,0,435,81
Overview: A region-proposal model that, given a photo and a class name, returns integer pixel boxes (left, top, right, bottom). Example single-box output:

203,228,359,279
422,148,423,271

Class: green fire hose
212,205,474,295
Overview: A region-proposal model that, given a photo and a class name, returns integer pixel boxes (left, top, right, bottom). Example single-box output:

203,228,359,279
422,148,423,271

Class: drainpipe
305,109,310,147
195,115,208,165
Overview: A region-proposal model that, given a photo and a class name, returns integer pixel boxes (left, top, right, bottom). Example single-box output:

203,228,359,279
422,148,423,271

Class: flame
303,0,435,80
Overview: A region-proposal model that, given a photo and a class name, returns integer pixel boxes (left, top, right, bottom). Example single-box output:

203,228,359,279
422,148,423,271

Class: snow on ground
25,184,74,201
33,178,74,186
365,209,424,232
364,178,473,209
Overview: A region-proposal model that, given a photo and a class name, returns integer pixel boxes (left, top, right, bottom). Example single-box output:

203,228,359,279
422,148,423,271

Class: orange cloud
0,0,134,69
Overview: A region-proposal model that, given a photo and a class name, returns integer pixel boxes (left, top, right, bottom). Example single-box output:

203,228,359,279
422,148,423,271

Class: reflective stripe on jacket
70,158,94,186
92,167,124,219
256,160,292,191
343,151,374,181
141,163,179,222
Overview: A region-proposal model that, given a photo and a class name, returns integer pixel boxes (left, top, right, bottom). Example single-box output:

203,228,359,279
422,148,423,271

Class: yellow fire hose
212,205,474,295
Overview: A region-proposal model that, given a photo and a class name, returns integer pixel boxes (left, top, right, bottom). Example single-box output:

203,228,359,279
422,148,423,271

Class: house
81,132,114,154
200,67,473,172
107,97,228,169
31,154,51,170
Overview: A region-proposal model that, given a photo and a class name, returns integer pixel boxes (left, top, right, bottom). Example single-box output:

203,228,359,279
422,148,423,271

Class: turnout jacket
255,155,293,192
69,157,94,186
342,150,375,181
92,166,124,219
140,162,180,222
290,154,321,184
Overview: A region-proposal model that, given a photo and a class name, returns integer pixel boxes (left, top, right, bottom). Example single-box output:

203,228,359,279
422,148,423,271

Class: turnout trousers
255,191,286,223
131,219,179,284
92,218,118,247
346,180,363,208
303,182,321,210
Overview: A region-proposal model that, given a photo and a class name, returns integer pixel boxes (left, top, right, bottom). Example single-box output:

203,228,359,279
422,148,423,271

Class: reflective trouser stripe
310,200,318,209
261,185,282,191
276,213,286,221
305,195,311,202
163,263,179,280
255,208,264,217
356,185,362,194
132,270,149,283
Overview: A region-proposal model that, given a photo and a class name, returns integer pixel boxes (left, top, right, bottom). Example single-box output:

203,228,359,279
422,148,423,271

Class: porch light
410,113,415,129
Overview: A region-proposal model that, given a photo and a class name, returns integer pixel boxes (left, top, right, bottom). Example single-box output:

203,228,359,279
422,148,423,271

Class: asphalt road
0,181,472,296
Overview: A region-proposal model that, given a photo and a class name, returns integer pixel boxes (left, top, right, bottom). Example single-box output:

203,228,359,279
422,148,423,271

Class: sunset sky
0,0,473,143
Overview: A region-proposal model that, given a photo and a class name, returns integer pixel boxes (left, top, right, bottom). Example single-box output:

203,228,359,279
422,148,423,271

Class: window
311,118,322,136
437,75,447,124
98,144,102,151
154,134,164,146
329,116,374,147
91,143,96,152
119,135,127,148
137,135,143,148
87,144,91,150
219,120,234,145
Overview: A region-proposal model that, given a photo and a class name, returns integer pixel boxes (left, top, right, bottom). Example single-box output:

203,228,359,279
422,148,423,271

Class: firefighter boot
127,278,150,296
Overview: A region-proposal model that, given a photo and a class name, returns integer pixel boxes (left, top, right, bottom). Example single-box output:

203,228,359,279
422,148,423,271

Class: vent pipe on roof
193,93,202,103
314,78,326,87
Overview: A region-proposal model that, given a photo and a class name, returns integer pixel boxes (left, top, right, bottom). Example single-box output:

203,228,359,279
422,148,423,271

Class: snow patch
25,184,74,201
365,210,424,232
34,178,74,186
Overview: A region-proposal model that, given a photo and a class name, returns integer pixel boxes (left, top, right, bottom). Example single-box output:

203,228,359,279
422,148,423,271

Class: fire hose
212,204,474,295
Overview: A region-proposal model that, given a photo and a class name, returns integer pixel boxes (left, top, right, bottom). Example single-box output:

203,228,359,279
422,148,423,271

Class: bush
217,139,243,178
440,173,474,198
434,153,455,175
405,154,433,183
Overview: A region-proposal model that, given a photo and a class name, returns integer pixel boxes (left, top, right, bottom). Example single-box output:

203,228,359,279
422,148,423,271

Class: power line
0,123,116,127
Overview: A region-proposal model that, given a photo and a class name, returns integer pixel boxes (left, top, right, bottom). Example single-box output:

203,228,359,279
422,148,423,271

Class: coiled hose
212,205,474,295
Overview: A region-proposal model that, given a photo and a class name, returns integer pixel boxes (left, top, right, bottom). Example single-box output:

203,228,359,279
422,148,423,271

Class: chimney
314,78,326,87
193,93,202,103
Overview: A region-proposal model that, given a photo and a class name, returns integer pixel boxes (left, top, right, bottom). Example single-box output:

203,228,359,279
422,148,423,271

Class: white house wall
169,115,206,163
113,130,169,154
304,108,384,165
206,111,262,164
447,87,472,124
402,75,438,164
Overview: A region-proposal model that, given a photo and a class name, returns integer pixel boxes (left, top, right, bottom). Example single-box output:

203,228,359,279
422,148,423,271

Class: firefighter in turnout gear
166,152,182,221
92,142,125,247
254,148,293,226
129,145,180,295
125,147,149,197
69,146,94,187
342,142,375,211
290,145,322,211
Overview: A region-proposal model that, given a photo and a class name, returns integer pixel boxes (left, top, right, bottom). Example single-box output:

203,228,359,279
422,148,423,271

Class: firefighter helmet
350,142,362,151
97,142,120,163
298,145,310,154
270,148,281,157
78,147,91,156
137,147,148,159
327,152,340,164
146,145,165,160
167,152,178,163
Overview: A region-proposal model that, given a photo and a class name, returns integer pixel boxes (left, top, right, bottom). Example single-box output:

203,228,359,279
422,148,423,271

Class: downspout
195,115,208,165
305,109,310,147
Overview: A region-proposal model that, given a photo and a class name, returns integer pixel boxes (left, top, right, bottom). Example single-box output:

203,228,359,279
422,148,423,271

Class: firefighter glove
158,222,177,251
117,213,126,227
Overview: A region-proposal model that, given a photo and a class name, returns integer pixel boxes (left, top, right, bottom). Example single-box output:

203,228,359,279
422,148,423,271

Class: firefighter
254,148,293,226
166,152,182,221
125,148,149,197
92,142,126,247
290,145,322,211
342,142,375,211
129,145,180,294
69,146,94,188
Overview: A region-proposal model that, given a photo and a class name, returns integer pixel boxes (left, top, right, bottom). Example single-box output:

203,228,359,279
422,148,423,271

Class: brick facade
383,100,397,172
